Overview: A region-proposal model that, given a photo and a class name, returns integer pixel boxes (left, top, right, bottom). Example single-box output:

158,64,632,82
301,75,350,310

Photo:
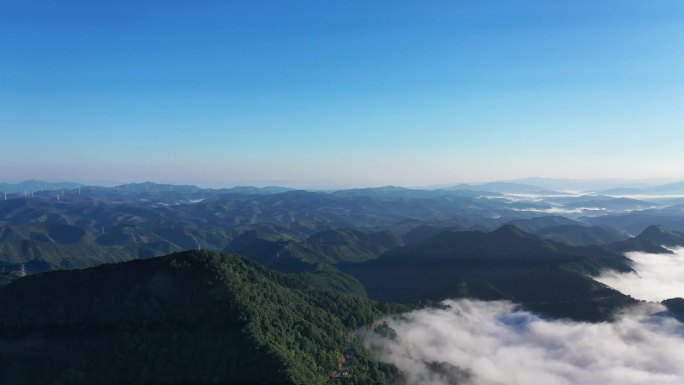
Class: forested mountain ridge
3,186,684,382
0,189,517,273
0,250,402,385
608,225,684,254
5,185,684,275
341,225,637,321
535,224,629,246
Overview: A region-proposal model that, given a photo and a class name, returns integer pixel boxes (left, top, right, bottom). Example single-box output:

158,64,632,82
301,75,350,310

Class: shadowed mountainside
0,250,404,385
340,225,637,321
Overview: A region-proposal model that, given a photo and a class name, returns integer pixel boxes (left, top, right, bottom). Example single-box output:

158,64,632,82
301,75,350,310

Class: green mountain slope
228,228,406,267
0,251,401,385
341,226,636,321
0,221,317,274
0,223,227,273
536,224,628,246
505,216,582,233
609,225,684,254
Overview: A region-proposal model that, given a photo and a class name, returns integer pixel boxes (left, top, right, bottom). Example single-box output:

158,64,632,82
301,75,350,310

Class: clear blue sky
1,1,683,188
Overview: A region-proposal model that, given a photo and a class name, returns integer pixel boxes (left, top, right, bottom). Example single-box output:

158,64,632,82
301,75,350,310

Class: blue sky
1,1,683,188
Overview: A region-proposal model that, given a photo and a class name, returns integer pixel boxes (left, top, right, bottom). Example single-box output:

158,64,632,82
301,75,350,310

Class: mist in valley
595,248,684,302
362,299,684,385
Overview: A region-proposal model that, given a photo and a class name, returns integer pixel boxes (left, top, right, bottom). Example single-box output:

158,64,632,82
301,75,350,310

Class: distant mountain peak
493,224,529,237
448,182,561,195
609,224,684,254
637,225,678,239
495,224,519,231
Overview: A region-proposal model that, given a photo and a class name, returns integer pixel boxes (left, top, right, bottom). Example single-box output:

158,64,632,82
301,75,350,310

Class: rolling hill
608,225,684,254
340,225,636,321
535,224,628,246
505,216,582,233
0,250,402,385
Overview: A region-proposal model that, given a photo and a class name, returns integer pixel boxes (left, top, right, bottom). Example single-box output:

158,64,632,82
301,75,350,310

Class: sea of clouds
362,300,684,385
595,247,684,302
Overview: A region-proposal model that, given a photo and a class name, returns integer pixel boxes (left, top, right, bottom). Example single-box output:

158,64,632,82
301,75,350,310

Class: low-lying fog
362,300,684,385
596,247,684,302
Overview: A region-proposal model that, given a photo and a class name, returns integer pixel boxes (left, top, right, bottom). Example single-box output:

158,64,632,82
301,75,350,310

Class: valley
2,181,684,384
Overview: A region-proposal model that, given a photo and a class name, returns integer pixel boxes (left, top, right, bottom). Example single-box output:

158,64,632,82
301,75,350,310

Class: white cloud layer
595,247,684,302
362,299,684,385
512,206,606,214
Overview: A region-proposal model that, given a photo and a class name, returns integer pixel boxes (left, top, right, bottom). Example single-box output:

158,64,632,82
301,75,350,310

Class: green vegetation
609,225,684,254
341,226,637,321
0,251,402,385
0,188,511,272
535,225,628,246
4,187,684,383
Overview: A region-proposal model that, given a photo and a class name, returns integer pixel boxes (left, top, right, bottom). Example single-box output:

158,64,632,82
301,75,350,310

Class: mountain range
2,180,684,384
0,250,403,385
339,224,637,321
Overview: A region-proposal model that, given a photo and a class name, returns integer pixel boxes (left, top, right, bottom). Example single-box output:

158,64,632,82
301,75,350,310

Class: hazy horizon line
0,176,681,191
